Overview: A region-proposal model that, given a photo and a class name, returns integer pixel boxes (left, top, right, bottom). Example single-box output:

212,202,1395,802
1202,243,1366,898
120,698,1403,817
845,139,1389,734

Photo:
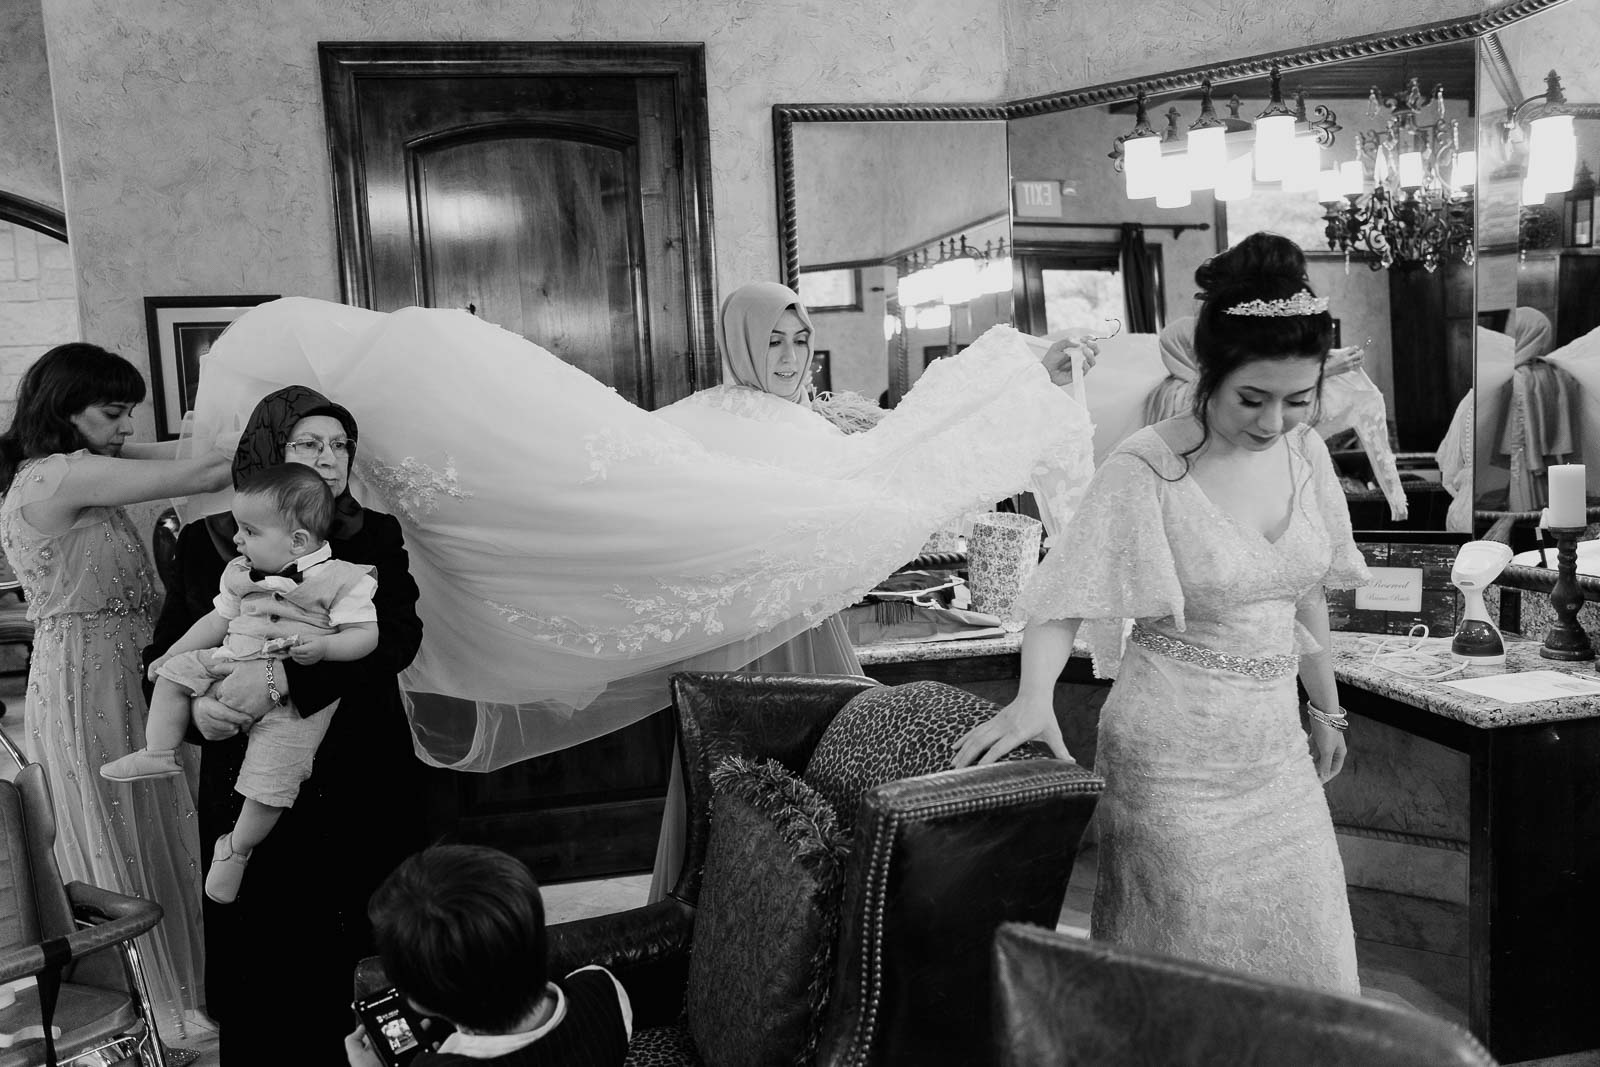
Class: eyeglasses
285,436,351,458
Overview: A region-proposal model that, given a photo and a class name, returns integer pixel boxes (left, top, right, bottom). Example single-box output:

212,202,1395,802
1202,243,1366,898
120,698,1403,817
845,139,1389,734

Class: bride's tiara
1223,291,1329,317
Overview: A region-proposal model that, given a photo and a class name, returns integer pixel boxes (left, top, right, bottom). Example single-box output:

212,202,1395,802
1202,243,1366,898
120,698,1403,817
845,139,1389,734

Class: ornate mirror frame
774,0,1569,286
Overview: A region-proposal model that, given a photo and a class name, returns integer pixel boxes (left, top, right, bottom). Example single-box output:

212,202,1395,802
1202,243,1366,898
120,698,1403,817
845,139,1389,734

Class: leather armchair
991,922,1496,1067
550,670,1103,1066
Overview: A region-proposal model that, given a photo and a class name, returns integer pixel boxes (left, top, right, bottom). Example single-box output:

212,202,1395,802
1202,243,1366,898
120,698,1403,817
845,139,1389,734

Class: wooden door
321,43,718,881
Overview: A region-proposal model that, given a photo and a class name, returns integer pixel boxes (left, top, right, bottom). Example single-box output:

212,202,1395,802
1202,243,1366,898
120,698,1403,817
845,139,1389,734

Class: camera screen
356,989,421,1066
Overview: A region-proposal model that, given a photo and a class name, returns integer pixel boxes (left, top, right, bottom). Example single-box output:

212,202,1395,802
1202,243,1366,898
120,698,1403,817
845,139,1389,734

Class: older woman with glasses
145,385,427,1067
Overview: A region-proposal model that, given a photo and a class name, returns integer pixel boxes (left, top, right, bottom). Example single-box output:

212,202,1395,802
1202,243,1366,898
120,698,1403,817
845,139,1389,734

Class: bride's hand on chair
952,693,1071,767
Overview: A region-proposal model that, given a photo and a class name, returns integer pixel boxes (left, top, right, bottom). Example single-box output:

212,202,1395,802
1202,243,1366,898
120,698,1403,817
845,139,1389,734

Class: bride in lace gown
183,295,1096,772
956,248,1366,993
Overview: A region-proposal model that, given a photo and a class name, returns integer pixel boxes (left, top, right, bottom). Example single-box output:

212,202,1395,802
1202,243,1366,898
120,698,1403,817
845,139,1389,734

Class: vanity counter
859,629,1600,728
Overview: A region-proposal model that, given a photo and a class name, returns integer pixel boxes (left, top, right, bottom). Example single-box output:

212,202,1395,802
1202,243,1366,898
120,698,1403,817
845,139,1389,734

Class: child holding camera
100,463,378,904
347,844,632,1066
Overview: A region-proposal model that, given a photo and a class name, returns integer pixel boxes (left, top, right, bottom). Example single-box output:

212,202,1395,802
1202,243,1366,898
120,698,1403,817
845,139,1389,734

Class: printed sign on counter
1355,567,1424,612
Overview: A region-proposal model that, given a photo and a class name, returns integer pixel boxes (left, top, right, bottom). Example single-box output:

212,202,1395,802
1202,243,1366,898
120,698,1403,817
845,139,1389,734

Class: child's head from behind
231,463,334,574
369,845,549,1034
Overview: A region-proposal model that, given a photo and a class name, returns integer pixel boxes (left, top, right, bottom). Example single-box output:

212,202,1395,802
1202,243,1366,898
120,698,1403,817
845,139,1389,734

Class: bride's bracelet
1305,700,1349,732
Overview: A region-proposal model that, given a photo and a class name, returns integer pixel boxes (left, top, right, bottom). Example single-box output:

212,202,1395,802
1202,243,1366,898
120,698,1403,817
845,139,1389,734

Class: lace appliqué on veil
358,454,472,521
581,428,698,483
482,521,880,656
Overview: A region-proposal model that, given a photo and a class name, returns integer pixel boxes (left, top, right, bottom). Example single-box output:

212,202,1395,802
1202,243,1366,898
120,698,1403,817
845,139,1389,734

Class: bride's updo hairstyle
1186,232,1334,455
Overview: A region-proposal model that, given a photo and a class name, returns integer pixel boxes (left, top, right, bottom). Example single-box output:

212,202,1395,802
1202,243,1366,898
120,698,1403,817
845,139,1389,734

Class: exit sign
1014,180,1063,218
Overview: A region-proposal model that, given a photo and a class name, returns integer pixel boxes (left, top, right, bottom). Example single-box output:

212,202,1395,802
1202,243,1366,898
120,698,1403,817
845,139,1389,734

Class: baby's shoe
205,834,251,904
99,749,182,782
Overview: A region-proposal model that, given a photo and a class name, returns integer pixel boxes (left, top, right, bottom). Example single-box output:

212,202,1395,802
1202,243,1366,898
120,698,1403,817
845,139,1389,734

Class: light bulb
1215,152,1254,202
1453,150,1478,191
1339,160,1365,196
1123,135,1162,200
1527,113,1577,196
978,256,1012,295
1253,113,1296,182
1156,152,1192,208
883,313,900,340
1397,151,1425,189
1186,126,1227,191
938,258,981,306
1316,168,1344,204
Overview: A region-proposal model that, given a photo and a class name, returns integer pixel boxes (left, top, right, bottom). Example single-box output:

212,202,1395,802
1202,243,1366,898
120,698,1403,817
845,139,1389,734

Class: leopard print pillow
802,680,1051,832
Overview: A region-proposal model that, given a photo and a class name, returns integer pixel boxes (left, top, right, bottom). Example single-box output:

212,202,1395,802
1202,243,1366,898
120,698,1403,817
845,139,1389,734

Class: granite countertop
1328,632,1600,729
855,629,1600,729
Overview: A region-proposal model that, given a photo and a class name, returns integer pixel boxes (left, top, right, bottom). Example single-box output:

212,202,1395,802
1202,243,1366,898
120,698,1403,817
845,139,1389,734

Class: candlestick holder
1540,525,1596,661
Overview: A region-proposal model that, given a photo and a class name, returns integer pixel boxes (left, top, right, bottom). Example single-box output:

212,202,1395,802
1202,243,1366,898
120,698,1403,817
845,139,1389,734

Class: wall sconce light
1517,71,1580,205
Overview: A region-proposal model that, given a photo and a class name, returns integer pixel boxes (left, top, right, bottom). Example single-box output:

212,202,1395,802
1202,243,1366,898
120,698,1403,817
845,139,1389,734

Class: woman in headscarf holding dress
146,383,427,1066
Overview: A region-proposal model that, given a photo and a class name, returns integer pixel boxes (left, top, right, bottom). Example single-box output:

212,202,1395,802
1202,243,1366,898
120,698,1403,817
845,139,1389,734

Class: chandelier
894,236,1011,333
1320,77,1476,272
1110,68,1341,208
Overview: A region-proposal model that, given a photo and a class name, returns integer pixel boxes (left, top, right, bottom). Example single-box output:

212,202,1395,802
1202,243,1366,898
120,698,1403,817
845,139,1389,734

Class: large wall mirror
1470,0,1600,539
778,110,1010,405
776,0,1584,539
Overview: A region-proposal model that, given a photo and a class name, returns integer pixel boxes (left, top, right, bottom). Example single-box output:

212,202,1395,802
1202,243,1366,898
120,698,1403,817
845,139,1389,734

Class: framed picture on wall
144,295,279,439
797,268,862,312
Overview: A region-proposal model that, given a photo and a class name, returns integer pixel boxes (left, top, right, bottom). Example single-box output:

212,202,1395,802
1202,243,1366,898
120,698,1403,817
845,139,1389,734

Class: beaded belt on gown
1129,624,1299,679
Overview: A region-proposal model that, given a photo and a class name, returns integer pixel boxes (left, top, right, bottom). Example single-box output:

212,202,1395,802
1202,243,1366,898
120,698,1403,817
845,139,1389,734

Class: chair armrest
547,898,695,1028
68,882,164,929
0,884,163,984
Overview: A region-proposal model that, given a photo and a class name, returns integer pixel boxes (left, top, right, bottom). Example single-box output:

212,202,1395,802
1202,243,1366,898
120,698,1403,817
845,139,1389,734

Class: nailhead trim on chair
835,766,1104,1066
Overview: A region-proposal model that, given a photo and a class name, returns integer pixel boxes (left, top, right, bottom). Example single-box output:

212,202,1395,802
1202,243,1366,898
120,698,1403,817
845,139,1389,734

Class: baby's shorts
235,700,340,808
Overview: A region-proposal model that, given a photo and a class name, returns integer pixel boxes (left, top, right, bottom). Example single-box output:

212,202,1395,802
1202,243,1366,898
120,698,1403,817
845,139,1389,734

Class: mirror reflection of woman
183,290,1097,776
955,240,1367,994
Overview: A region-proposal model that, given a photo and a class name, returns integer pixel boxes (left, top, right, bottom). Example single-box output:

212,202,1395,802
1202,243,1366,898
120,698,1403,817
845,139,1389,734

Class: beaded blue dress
1016,423,1368,992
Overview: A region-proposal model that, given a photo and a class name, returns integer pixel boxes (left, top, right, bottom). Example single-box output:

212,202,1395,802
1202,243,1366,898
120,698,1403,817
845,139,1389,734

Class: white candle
1547,464,1587,528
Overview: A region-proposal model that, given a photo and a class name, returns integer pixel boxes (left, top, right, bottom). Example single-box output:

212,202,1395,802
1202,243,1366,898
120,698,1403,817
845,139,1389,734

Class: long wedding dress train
187,298,1096,770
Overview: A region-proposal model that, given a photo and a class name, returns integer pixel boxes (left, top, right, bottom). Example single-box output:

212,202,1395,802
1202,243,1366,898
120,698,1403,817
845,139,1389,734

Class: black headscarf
202,385,364,559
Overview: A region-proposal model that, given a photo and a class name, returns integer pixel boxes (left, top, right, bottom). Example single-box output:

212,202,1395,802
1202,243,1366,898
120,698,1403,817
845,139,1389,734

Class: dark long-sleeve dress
147,510,429,1065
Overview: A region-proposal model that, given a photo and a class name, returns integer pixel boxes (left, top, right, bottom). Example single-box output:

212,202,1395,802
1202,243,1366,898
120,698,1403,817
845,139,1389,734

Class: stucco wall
1001,0,1496,102
37,0,1010,439
0,0,63,210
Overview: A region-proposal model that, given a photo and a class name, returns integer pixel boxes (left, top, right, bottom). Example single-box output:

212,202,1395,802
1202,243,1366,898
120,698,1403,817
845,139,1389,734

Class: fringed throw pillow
685,756,849,1067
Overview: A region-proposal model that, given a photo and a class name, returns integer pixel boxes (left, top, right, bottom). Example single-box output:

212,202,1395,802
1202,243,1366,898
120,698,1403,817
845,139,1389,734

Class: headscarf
1508,307,1554,367
202,384,364,558
1156,316,1199,381
715,282,814,394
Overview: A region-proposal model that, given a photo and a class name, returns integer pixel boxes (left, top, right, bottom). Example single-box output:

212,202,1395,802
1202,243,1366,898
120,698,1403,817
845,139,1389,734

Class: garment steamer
1450,540,1514,668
